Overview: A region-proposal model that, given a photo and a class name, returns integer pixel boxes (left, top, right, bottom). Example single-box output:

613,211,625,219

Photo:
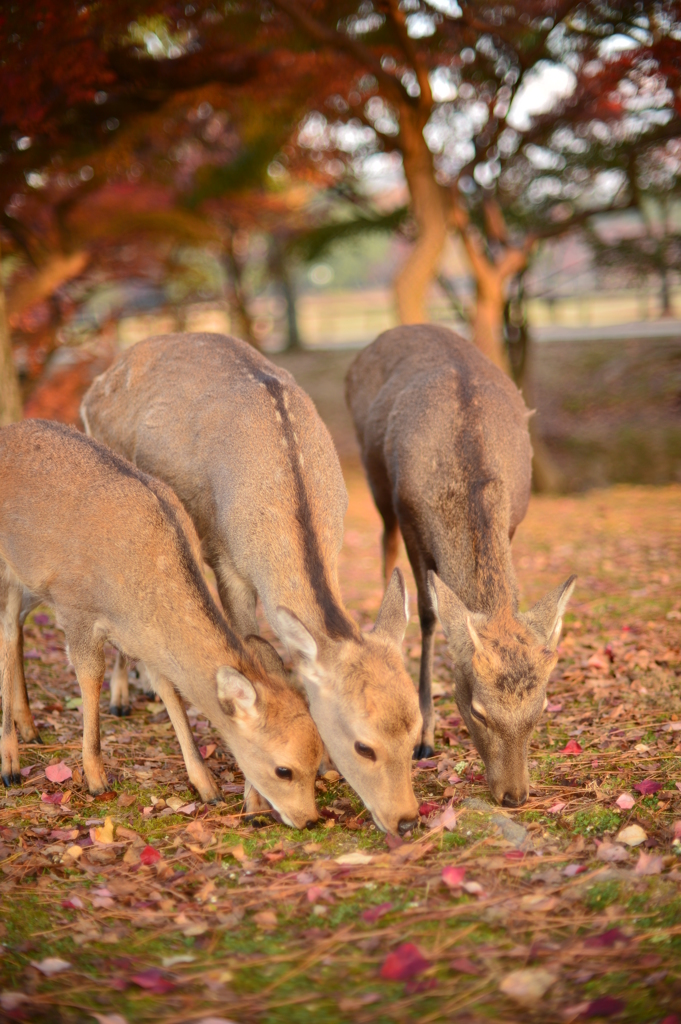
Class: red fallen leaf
45,763,72,784
130,969,176,995
419,802,439,817
61,896,84,910
41,792,63,805
580,996,625,1018
660,1017,680,1024
361,902,393,924
385,833,403,850
380,943,429,981
604,643,615,661
416,758,438,769
450,957,482,975
504,850,525,861
199,743,216,759
20,766,33,777
547,800,567,814
584,928,630,949
94,790,117,803
139,845,161,866
546,702,563,712
561,739,583,754
634,780,662,796
442,866,466,888
564,864,588,877
49,829,78,841
673,821,681,840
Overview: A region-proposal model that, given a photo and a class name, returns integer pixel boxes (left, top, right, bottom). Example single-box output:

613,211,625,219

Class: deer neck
441,479,519,616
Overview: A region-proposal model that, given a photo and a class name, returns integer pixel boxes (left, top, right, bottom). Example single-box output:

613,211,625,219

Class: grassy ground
1,477,681,1024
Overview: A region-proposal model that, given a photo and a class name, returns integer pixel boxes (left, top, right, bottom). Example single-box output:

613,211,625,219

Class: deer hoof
413,743,435,760
1,774,11,788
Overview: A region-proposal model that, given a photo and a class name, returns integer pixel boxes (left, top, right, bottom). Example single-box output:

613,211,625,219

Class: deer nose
397,817,418,836
502,792,527,808
305,819,318,830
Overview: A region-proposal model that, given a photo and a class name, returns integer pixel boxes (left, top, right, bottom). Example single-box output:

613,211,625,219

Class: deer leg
398,524,437,759
1,582,23,786
415,589,437,759
13,625,41,743
150,671,221,803
244,779,274,823
69,637,109,795
109,650,131,717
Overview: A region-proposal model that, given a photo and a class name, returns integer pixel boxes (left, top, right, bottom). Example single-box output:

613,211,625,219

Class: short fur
346,325,576,806
0,420,321,827
82,333,421,836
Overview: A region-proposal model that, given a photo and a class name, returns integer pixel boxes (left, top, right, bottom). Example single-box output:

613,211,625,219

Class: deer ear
244,634,286,677
521,574,577,650
217,666,258,718
428,572,484,653
373,568,409,646
275,607,327,687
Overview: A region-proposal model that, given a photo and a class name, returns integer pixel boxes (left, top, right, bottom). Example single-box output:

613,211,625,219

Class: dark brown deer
346,325,576,807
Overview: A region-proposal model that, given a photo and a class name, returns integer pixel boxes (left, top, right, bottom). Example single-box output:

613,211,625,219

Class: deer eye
471,705,487,725
354,741,376,761
275,766,292,780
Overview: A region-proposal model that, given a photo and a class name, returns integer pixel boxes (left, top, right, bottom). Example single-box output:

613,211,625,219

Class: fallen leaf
673,821,681,840
41,792,63,805
547,801,567,814
20,766,33,777
139,845,161,866
419,801,439,817
616,824,647,847
178,802,197,815
45,763,72,784
253,910,277,930
615,793,635,810
462,880,484,895
322,770,341,783
361,902,392,924
564,864,588,877
117,793,136,808
61,896,84,910
634,850,663,875
335,851,373,865
166,796,185,811
199,743,216,759
580,995,625,1018
92,1015,129,1024
185,819,213,845
587,653,609,671
0,993,29,1011
380,943,429,982
561,739,583,755
450,957,482,975
130,969,175,995
442,866,466,889
584,928,630,949
90,817,114,845
596,842,629,863
633,779,662,796
428,803,458,831
31,958,71,976
499,967,556,1006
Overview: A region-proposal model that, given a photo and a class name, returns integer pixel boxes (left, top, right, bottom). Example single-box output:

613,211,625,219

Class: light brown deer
82,333,421,836
346,325,576,807
0,420,322,828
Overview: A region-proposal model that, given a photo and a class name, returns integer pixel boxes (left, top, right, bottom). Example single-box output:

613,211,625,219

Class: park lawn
1,479,680,1024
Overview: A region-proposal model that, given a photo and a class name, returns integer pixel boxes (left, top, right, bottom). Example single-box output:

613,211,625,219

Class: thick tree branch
383,0,433,118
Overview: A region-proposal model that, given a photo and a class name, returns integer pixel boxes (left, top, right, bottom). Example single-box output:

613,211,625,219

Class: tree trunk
394,112,448,324
6,250,89,323
472,265,511,375
269,237,301,350
0,237,22,426
223,238,259,348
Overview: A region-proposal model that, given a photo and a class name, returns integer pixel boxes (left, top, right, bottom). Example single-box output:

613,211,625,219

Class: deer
0,419,322,829
81,332,422,837
346,324,576,807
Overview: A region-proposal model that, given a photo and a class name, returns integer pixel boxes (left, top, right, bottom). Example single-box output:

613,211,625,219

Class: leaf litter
0,480,680,1022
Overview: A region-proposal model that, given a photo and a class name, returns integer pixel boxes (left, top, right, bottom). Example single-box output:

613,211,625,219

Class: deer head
428,571,577,807
276,569,421,836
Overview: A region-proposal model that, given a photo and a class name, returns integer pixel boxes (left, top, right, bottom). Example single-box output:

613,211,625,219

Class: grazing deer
82,333,421,836
346,325,576,807
0,420,322,828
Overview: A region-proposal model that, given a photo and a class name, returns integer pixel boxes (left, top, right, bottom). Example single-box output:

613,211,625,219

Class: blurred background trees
1,1,680,486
